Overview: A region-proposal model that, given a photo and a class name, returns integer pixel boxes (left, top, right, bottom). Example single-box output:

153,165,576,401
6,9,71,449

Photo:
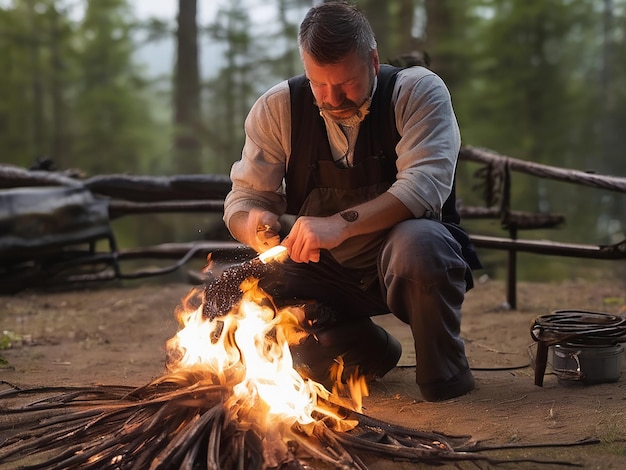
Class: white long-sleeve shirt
224,65,461,231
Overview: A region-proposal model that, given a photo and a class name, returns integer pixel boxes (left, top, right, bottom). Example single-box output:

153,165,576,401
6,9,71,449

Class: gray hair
298,1,377,65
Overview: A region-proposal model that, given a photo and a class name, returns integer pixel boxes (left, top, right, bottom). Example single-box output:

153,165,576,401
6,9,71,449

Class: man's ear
372,50,380,74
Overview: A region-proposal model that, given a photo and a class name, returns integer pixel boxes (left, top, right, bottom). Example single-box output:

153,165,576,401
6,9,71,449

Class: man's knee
381,219,466,282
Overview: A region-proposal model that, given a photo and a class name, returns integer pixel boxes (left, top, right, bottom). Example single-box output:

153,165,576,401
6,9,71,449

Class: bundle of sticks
0,373,596,468
0,373,492,470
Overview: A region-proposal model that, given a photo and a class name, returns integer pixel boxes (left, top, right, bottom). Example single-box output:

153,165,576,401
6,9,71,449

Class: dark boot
418,368,475,401
290,315,402,389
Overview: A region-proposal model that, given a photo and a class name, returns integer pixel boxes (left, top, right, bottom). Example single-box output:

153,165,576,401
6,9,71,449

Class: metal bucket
551,343,624,384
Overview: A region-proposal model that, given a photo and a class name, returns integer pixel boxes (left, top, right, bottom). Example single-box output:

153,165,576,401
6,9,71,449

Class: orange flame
166,253,368,436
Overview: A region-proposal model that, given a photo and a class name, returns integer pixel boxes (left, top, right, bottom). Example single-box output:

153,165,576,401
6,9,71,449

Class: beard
315,68,376,123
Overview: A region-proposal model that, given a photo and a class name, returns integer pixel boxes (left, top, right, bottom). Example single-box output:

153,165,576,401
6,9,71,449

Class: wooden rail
458,146,626,308
459,146,626,193
1,146,624,305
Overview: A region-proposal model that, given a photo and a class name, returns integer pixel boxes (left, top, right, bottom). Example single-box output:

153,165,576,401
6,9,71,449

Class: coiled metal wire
531,309,626,346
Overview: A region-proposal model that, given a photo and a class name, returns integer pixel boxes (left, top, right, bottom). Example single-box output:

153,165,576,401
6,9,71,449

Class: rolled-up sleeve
224,82,292,228
388,69,461,218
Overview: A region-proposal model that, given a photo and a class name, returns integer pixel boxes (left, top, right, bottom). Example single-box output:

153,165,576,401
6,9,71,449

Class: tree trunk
424,0,453,81
26,0,45,163
49,5,66,167
174,0,202,173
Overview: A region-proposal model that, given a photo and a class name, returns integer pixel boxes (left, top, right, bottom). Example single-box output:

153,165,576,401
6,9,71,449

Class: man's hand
282,214,347,263
231,209,281,254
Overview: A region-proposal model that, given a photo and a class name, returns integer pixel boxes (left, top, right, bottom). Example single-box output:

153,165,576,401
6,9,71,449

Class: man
223,0,480,401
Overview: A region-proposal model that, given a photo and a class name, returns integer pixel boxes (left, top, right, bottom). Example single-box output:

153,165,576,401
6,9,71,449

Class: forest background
1,0,624,283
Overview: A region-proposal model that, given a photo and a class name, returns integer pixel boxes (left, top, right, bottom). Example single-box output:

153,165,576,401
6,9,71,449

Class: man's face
302,49,380,120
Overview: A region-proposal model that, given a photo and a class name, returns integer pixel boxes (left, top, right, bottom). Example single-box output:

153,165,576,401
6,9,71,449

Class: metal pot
550,343,624,384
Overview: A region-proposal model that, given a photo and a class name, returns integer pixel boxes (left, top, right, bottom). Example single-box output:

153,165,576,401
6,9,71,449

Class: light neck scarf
318,77,378,168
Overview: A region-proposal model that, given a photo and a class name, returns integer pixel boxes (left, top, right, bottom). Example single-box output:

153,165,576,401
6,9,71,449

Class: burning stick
203,245,287,320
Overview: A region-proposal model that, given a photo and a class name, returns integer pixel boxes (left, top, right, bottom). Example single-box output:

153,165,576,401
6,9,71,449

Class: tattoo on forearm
340,210,359,222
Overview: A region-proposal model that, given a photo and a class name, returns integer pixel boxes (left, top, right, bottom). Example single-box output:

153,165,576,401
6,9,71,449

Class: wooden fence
458,146,625,308
1,145,624,305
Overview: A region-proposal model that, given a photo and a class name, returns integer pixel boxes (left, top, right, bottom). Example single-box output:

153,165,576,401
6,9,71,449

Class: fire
166,251,367,438
1,249,490,469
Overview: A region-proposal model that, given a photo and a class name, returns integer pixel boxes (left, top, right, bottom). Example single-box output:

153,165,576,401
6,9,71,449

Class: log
459,206,565,229
458,206,501,219
0,164,232,201
501,210,565,230
85,174,232,202
0,164,82,188
108,199,225,218
460,146,626,193
470,235,626,260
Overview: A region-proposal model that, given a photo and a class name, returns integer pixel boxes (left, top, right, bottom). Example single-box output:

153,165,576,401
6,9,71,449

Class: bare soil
1,276,625,469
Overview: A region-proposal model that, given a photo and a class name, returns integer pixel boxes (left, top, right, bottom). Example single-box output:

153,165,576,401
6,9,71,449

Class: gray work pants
258,218,471,387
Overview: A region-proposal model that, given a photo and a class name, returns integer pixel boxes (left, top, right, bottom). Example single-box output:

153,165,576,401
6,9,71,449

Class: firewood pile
0,374,468,469
0,374,592,469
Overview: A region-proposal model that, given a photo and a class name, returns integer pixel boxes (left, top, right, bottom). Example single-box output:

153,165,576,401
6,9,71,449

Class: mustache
317,100,358,112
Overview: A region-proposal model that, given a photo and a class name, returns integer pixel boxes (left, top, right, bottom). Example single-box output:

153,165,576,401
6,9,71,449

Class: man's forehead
302,51,367,84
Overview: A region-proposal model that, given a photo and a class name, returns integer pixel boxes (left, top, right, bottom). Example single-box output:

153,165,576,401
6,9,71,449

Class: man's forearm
281,192,426,263
338,192,423,239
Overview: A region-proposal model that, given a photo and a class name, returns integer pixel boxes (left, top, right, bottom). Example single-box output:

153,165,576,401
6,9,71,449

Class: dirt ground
1,275,625,469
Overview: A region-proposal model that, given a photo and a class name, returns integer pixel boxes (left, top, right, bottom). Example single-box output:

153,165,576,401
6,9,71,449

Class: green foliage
200,0,306,174
439,0,625,275
0,0,64,166
0,0,165,174
452,1,588,162
71,0,164,174
0,330,22,350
